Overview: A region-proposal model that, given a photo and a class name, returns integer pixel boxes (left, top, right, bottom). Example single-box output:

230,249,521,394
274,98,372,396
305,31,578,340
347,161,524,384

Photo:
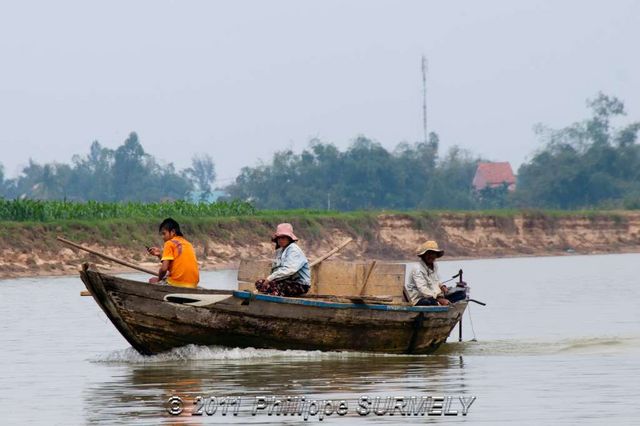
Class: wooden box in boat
237,259,407,303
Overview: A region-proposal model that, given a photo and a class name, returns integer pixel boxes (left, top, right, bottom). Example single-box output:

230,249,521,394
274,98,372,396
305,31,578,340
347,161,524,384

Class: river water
1,253,639,424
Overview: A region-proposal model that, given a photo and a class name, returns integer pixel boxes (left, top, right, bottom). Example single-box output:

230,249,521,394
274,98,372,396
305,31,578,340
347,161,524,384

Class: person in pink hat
255,223,311,297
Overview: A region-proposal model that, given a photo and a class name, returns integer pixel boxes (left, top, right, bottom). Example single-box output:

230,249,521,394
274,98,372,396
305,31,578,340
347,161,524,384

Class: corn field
0,199,257,222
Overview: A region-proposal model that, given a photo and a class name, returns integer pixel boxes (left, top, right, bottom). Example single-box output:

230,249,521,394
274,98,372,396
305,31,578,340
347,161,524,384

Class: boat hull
79,265,467,355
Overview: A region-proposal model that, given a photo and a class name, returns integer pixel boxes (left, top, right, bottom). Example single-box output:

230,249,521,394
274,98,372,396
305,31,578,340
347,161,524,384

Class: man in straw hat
405,240,465,306
255,223,311,297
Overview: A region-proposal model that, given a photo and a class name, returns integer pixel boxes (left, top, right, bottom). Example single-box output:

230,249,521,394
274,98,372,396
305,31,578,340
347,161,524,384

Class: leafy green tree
425,146,478,209
516,93,640,209
185,154,217,201
2,133,196,202
335,137,399,210
156,163,193,201
226,134,480,210
476,183,511,209
0,164,6,197
113,132,150,201
70,141,115,200
10,160,49,199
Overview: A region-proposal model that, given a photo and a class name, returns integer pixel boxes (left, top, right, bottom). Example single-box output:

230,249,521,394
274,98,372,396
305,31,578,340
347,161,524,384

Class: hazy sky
1,0,638,185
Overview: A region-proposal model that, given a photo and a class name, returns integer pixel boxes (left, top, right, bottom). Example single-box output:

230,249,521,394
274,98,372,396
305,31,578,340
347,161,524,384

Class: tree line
225,134,481,210
515,93,640,209
1,93,639,210
226,92,640,210
0,132,216,203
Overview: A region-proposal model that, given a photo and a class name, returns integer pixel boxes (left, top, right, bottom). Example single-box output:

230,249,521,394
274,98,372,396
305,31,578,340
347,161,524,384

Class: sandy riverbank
2,211,639,280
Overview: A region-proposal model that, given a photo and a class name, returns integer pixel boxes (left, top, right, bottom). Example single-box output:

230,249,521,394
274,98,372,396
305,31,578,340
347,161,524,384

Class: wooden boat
79,261,468,355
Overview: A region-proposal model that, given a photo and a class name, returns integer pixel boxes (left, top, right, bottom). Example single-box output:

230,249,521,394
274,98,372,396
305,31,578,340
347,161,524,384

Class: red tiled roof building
472,162,516,191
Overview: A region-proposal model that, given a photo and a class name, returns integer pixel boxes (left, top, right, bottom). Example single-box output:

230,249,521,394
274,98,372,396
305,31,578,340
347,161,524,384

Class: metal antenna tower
421,55,428,143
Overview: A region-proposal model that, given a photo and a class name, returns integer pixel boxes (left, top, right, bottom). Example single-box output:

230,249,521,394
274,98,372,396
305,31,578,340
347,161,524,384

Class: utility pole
421,55,428,144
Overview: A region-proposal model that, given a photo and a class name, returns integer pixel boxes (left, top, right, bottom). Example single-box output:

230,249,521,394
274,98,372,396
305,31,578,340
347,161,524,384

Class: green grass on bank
0,198,632,225
0,199,632,243
0,199,256,222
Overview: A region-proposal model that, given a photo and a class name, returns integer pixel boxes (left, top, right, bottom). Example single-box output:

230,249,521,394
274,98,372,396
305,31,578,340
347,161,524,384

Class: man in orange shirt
147,218,200,288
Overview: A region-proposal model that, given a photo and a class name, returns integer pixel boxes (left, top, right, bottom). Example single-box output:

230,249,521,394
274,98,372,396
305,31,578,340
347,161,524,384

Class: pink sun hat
272,223,299,242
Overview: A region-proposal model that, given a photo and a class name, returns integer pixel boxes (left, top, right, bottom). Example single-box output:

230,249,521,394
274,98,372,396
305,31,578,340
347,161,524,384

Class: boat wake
91,344,383,364
437,335,640,356
91,336,640,363
554,336,640,354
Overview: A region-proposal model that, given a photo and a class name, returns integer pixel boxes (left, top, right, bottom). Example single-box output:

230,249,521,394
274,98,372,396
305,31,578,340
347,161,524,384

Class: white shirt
405,260,443,305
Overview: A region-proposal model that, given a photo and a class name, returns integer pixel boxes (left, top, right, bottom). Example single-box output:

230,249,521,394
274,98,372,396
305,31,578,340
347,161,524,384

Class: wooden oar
359,260,377,296
309,238,353,267
58,236,158,275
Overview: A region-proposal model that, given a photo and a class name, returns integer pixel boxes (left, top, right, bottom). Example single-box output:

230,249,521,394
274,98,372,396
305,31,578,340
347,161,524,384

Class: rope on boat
467,303,478,341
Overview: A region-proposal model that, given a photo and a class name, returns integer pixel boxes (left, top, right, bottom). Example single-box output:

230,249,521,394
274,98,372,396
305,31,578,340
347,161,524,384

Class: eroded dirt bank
2,211,640,279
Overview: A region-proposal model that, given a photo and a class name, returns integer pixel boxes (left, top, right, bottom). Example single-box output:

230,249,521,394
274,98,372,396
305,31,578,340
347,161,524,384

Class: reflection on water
86,349,469,424
2,253,640,424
